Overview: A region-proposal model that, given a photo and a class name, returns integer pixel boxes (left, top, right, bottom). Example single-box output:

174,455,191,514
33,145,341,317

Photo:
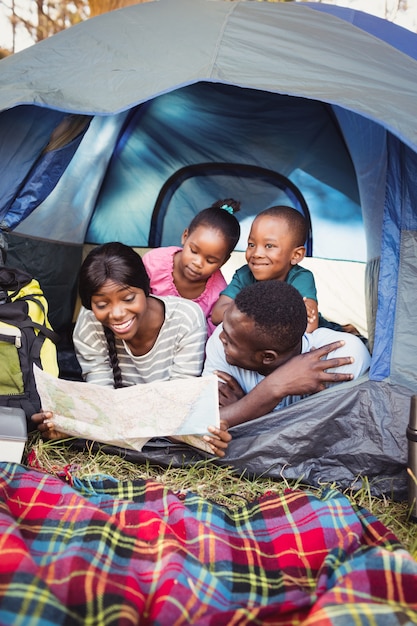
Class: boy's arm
289,266,318,331
219,341,354,427
304,297,319,332
211,294,233,325
210,265,250,325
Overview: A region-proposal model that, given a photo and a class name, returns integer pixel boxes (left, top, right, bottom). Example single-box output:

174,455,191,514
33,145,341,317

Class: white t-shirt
203,325,371,411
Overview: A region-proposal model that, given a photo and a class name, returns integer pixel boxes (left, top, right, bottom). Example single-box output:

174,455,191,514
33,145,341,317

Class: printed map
34,366,220,453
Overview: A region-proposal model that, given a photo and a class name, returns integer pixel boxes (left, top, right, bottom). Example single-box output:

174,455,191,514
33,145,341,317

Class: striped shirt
73,295,207,387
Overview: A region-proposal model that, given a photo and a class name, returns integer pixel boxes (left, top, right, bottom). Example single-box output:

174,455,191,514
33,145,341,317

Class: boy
211,205,318,331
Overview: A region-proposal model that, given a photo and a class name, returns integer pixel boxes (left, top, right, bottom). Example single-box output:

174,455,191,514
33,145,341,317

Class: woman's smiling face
91,279,147,341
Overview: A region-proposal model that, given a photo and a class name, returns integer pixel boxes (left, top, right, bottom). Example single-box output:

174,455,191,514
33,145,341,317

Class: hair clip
221,204,234,215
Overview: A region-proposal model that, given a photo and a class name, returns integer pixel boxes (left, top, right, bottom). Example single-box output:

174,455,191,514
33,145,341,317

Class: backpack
0,266,59,427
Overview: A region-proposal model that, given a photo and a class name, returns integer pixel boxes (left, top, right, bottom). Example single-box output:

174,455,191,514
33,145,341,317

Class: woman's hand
31,411,66,440
203,419,232,457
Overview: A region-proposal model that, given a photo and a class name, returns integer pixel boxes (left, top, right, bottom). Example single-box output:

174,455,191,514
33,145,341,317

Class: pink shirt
142,246,226,336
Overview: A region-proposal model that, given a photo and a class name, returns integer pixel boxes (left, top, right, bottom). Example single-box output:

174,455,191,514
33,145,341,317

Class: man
204,280,371,430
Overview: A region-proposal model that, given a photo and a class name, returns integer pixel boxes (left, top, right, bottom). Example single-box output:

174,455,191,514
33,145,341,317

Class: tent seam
207,1,238,78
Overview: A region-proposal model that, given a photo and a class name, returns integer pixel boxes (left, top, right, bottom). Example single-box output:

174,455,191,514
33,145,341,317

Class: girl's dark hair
79,242,150,388
187,198,241,255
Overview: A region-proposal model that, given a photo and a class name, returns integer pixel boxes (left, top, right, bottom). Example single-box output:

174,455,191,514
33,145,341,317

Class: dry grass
24,433,417,559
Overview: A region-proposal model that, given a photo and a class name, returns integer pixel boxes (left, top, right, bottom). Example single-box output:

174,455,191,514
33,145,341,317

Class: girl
142,199,241,335
32,242,230,455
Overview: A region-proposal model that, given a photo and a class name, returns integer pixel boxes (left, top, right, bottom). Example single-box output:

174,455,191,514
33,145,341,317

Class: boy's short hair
256,205,307,247
234,280,307,352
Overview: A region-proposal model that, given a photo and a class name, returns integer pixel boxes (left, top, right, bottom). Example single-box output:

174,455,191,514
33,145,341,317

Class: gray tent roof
1,0,417,152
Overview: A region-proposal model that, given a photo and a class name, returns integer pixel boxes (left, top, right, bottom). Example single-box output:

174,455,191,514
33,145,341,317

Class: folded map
33,366,220,454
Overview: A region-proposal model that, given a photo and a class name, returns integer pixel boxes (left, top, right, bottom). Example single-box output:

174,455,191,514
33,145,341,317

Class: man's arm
219,341,354,427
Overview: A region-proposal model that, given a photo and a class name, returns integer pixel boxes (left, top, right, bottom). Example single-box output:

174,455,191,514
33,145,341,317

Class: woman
33,242,230,456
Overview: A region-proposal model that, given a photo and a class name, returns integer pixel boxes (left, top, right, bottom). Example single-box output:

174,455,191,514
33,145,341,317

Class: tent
1,0,416,497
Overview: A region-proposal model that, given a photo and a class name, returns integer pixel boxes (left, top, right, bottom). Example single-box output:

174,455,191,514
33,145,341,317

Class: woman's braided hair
79,242,150,388
103,326,124,388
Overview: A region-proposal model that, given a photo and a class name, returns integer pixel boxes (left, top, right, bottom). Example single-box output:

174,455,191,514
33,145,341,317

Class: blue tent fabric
1,0,417,497
0,106,66,227
87,86,344,251
3,132,88,230
307,3,417,61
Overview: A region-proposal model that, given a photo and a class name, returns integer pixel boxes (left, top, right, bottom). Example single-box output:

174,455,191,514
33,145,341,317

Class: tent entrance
149,162,313,255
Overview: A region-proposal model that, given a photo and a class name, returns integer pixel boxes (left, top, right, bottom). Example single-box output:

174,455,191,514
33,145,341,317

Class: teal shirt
221,264,317,301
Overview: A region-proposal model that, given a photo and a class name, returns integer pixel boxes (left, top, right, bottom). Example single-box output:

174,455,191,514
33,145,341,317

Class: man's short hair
234,280,307,352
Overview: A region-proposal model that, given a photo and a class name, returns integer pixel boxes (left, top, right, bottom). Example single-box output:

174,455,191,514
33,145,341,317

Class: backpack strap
4,294,60,344
15,317,60,344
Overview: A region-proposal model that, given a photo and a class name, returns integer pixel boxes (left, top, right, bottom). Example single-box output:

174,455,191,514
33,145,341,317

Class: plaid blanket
0,463,416,625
